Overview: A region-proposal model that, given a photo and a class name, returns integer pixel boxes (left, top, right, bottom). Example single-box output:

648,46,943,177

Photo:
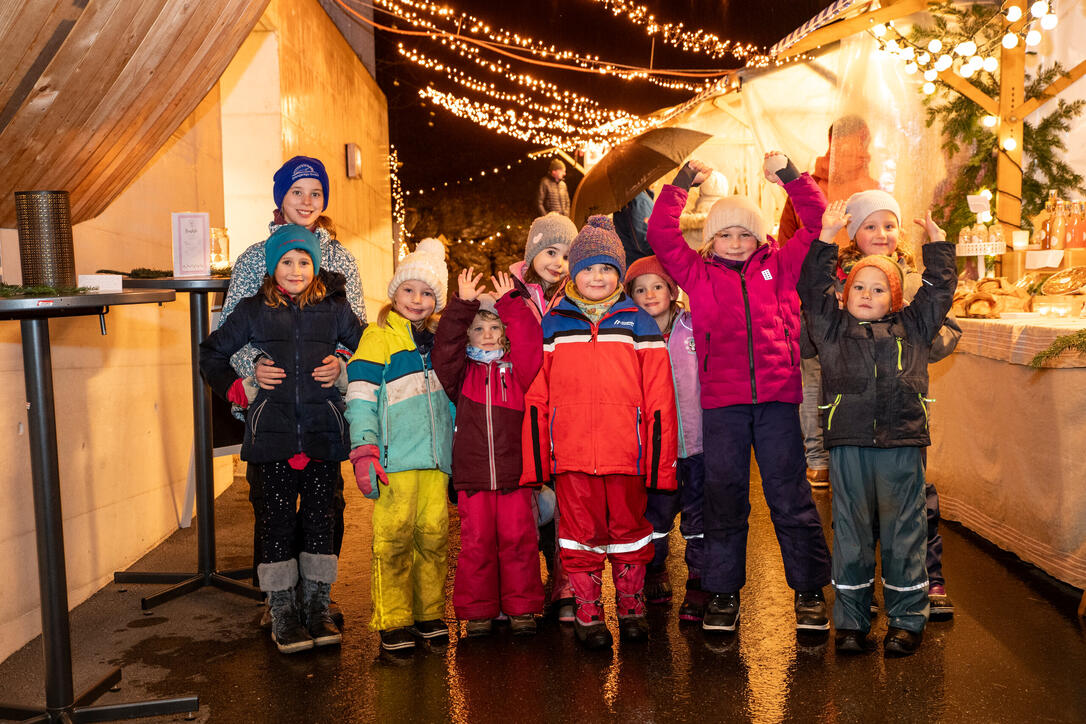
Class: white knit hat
845,189,901,241
702,195,767,245
388,237,449,312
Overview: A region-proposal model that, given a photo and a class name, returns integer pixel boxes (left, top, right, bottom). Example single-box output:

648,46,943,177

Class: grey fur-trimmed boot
300,552,341,647
259,559,313,654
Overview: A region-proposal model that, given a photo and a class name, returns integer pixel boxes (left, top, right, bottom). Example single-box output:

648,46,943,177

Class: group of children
200,149,956,660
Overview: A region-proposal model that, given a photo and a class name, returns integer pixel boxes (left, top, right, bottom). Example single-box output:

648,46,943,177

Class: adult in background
218,155,367,630
536,158,571,217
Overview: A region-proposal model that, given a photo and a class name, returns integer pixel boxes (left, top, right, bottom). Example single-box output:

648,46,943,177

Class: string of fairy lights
868,0,1060,109
389,146,409,255
584,0,761,60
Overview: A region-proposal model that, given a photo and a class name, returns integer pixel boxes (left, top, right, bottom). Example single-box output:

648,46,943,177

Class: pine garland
1029,329,1086,368
0,283,91,298
908,2,1086,240
95,267,232,278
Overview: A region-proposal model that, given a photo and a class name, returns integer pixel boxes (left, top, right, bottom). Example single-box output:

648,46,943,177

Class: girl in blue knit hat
521,215,678,650
201,224,364,655
218,155,367,632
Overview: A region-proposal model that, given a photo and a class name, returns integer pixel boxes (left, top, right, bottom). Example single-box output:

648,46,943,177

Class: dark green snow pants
829,446,929,634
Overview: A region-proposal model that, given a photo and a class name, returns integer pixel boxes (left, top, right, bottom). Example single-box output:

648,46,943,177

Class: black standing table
113,277,262,608
0,289,200,722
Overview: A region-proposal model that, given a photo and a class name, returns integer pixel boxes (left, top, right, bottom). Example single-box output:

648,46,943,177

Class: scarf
466,346,505,364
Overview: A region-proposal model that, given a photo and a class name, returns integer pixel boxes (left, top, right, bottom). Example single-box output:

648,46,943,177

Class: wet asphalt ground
1,464,1084,723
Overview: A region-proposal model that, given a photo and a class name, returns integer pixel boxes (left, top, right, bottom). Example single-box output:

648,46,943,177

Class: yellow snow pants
370,468,449,631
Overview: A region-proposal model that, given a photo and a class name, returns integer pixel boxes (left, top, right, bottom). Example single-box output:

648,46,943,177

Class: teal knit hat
569,215,627,282
265,224,321,275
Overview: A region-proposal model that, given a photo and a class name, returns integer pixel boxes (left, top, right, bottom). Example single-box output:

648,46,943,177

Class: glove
350,444,389,499
227,377,257,407
671,162,701,190
333,358,349,394
763,152,800,185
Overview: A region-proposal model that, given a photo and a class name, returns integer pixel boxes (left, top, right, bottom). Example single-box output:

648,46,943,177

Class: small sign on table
172,212,210,277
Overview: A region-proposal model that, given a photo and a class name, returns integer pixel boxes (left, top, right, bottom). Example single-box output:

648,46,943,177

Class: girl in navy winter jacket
200,225,363,655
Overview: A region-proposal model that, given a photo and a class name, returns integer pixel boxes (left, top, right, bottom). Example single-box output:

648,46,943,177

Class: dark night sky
373,1,839,192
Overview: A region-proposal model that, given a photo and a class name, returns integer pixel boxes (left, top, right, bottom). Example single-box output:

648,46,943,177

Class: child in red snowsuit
521,215,678,649
433,269,545,637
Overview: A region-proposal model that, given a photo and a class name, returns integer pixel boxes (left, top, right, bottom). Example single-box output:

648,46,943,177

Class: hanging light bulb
1003,32,1019,48
1030,1,1048,19
979,188,994,201
978,210,994,223
967,55,983,69
1025,29,1042,46
904,62,918,74
924,69,938,81
1002,137,1018,151
918,52,931,65
983,56,999,72
1006,5,1023,22
955,40,977,56
935,54,953,71
872,23,887,37
927,38,943,53
923,81,936,95
960,63,976,78
886,39,900,53
901,46,916,61
1040,14,1058,30
982,115,999,128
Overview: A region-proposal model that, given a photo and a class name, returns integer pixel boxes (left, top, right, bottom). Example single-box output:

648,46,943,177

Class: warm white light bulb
1040,14,1057,30
1003,32,1019,48
983,57,999,73
918,52,931,65
960,64,976,78
928,39,943,53
886,39,900,53
872,24,887,37
1031,1,1048,19
901,46,916,61
924,69,938,81
905,62,918,74
956,40,977,56
1006,6,1023,22
1002,137,1018,151
980,188,994,200
923,81,936,95
982,115,999,127
935,54,953,71
979,210,994,223
1025,29,1042,45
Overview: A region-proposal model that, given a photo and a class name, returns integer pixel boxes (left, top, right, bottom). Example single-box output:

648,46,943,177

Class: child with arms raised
799,201,955,656
646,153,832,636
521,217,677,649
433,269,545,637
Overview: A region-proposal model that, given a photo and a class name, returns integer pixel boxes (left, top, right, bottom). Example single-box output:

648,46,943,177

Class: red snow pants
555,471,654,573
453,488,544,619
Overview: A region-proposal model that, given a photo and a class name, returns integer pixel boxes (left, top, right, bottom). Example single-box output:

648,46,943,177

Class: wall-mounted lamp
345,143,363,179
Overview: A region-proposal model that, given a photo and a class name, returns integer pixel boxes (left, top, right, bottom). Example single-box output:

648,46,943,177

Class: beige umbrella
570,126,712,224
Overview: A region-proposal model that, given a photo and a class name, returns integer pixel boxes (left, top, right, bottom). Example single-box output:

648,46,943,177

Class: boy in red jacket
521,216,678,649
433,269,545,637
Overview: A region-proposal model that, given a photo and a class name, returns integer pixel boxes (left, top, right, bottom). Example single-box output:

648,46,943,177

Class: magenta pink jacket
646,174,827,409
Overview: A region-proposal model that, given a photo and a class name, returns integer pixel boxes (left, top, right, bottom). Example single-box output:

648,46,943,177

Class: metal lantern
15,190,76,288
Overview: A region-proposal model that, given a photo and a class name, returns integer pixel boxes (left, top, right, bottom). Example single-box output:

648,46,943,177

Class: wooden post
996,1,1026,230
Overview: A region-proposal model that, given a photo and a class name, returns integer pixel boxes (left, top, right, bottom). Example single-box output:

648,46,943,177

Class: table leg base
113,570,263,610
0,668,197,723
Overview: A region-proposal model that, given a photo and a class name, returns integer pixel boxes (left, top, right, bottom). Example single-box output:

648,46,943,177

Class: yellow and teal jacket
345,310,453,474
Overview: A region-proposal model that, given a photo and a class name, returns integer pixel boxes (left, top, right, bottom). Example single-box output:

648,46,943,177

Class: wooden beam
996,1,1026,231
779,0,931,60
1014,57,1086,118
936,71,999,115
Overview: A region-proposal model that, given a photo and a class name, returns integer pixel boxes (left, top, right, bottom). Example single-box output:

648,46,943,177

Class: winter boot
568,570,612,650
679,577,709,622
644,565,672,605
299,553,341,646
268,589,314,654
614,563,649,642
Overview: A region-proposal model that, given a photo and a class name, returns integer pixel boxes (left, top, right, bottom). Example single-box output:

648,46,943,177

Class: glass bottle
988,221,1005,249
1050,199,1068,250
1067,201,1086,249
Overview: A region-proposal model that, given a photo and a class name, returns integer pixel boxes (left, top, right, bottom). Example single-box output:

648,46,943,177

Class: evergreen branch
1029,329,1086,368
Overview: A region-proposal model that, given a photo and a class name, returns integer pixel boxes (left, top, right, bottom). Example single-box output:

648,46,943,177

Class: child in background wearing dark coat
799,200,955,657
200,225,363,654
433,269,545,637
521,216,678,650
625,256,707,621
646,154,832,636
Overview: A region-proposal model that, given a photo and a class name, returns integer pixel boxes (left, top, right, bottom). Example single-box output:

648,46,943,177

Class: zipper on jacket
293,305,303,452
784,326,795,366
919,394,935,429
650,410,662,489
739,273,758,403
549,407,557,473
529,405,545,483
422,352,439,466
382,394,390,466
635,407,643,474
896,338,903,371
327,400,345,441
703,332,710,372
670,362,687,458
498,364,508,403
819,394,842,430
485,367,497,490
250,398,269,443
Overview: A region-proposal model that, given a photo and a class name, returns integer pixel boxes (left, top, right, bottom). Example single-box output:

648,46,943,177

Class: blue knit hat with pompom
569,215,627,282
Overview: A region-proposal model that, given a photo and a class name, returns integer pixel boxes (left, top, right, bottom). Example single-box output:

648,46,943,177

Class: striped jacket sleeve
519,332,551,487
635,314,678,491
345,325,388,450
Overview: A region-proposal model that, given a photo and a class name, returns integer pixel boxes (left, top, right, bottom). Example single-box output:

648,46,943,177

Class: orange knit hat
625,255,679,299
842,255,904,313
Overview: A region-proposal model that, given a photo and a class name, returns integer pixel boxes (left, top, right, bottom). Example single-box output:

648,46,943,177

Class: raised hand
820,200,851,242
763,151,790,185
458,267,484,301
490,271,516,299
913,211,947,243
686,159,713,186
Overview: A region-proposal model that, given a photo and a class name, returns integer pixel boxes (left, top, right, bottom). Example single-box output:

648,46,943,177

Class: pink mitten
350,444,389,499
